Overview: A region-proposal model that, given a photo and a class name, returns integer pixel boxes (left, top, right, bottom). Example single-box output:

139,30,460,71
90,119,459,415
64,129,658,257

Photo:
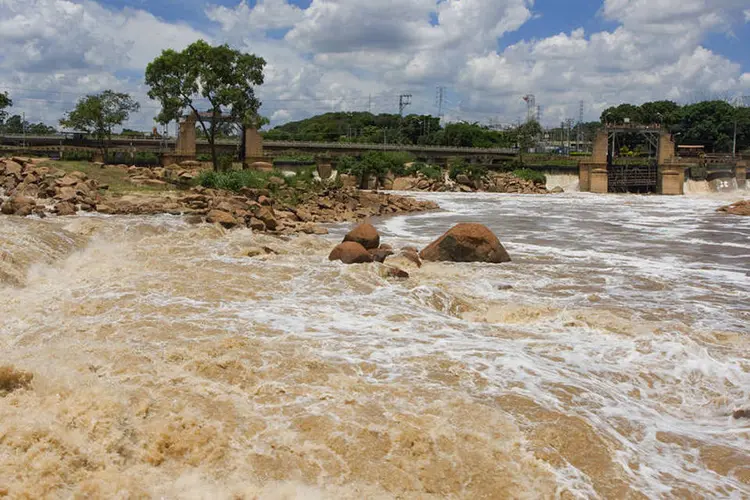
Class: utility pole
399,94,412,116
577,100,584,153
22,112,26,149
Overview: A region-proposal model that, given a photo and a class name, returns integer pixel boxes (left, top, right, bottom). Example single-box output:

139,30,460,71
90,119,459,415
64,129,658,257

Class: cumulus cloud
0,0,748,129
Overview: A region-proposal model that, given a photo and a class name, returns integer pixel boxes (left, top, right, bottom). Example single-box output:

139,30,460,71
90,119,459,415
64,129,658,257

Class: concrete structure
736,160,747,189
579,127,693,195
244,127,263,167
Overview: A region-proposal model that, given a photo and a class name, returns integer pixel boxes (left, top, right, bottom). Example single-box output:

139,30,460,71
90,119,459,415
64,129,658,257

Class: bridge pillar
176,114,197,157
92,151,105,164
736,161,747,189
657,132,675,165
592,131,608,164
658,165,686,195
243,128,264,167
590,165,608,193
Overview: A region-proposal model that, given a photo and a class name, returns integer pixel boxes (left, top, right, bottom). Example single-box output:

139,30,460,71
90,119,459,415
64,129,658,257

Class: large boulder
392,177,418,191
255,206,278,230
1,194,36,216
328,242,373,264
343,223,380,250
206,209,238,228
420,223,511,263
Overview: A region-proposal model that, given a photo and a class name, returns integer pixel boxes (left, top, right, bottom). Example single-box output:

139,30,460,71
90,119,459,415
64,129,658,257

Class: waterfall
545,173,580,192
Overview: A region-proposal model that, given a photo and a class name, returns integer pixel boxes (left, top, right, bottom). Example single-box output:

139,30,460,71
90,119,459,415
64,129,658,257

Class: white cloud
0,0,749,129
744,9,750,22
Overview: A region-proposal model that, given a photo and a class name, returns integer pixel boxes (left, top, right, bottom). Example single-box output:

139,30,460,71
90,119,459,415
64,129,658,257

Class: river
1,191,749,498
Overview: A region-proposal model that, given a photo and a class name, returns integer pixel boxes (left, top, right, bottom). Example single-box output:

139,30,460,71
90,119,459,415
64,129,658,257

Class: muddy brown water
1,191,749,498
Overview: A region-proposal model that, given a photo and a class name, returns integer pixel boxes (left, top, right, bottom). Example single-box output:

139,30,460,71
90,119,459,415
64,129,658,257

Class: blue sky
1,0,749,129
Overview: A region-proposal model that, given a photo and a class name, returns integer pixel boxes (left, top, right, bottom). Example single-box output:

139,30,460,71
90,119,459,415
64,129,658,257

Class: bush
512,168,547,184
335,152,414,181
449,158,487,181
405,162,443,180
196,169,276,191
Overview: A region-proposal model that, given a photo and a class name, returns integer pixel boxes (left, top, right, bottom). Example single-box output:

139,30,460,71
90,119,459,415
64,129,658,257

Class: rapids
1,191,749,498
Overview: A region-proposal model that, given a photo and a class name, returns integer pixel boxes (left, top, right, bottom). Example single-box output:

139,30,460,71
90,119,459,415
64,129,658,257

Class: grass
196,169,279,191
39,161,178,195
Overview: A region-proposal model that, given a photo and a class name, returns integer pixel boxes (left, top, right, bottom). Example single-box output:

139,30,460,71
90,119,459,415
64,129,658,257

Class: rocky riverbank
0,157,439,233
717,200,750,216
341,170,554,194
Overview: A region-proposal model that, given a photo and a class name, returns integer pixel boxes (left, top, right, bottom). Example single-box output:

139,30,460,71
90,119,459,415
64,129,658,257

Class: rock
328,242,373,264
268,176,285,187
206,209,238,228
56,186,78,201
551,186,565,194
248,217,266,231
456,174,472,186
244,246,275,258
380,265,410,280
385,254,421,271
718,200,750,216
54,202,77,216
369,247,394,263
343,222,380,250
338,174,358,189
180,160,201,167
734,409,750,419
142,179,167,187
258,195,272,206
96,204,115,214
400,248,422,268
3,161,23,178
256,206,278,230
56,175,80,187
420,223,511,264
185,214,204,225
1,194,36,216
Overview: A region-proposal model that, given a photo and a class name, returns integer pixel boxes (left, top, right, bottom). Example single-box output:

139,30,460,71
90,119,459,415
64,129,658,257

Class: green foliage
59,90,140,158
0,92,11,122
0,114,56,135
218,154,234,172
448,158,487,181
335,151,414,181
62,150,93,161
145,39,266,171
196,154,212,162
196,169,275,191
512,168,546,184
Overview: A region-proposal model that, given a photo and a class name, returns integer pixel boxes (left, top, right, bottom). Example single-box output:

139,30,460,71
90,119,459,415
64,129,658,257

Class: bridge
0,133,515,164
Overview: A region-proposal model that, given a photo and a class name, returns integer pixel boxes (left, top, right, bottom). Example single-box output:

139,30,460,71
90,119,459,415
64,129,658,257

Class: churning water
1,191,749,498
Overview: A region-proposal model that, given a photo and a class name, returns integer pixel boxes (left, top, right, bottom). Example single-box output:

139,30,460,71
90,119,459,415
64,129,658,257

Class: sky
0,0,749,131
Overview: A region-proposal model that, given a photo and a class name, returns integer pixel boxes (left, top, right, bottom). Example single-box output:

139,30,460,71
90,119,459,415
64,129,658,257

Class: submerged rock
420,223,511,264
343,222,380,250
329,242,373,264
206,209,238,228
717,200,750,216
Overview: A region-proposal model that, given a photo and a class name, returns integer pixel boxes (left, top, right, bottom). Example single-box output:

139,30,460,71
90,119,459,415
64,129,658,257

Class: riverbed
1,191,749,498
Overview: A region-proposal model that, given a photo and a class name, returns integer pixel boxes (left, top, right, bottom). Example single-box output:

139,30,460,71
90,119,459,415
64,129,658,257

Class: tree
145,39,266,171
60,90,140,160
0,92,11,123
515,120,543,164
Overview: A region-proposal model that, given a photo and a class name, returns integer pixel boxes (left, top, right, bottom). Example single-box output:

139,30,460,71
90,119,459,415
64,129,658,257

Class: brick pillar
176,114,197,156
579,162,591,192
244,128,264,166
735,161,747,189
590,166,608,193
592,131,608,164
659,165,685,195
657,132,675,166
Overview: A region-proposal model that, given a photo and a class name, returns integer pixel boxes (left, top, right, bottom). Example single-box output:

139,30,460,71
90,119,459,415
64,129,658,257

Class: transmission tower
399,94,412,116
536,105,542,123
435,86,446,118
522,94,536,123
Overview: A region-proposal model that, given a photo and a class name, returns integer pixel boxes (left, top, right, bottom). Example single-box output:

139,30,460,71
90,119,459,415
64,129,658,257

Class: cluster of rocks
717,200,750,216
342,171,555,195
0,157,104,216
121,163,201,187
328,222,511,279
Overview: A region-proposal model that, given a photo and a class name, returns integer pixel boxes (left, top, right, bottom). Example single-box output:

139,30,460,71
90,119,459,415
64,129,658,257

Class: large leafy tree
0,91,11,123
145,39,265,171
60,90,140,160
515,120,543,163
